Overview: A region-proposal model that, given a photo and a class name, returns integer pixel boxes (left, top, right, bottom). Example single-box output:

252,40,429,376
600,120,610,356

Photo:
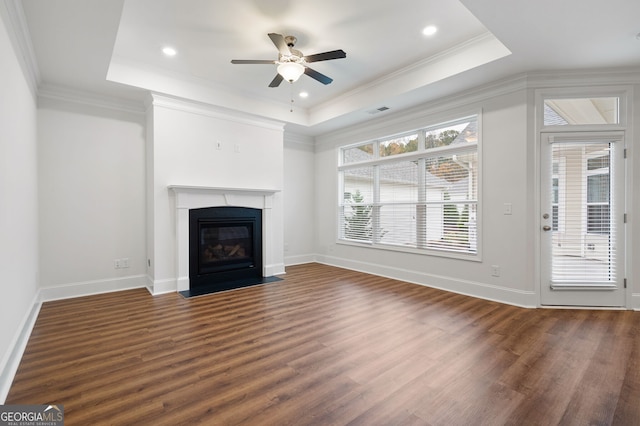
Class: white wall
147,95,285,293
283,133,316,265
314,86,537,307
0,8,39,402
37,98,147,299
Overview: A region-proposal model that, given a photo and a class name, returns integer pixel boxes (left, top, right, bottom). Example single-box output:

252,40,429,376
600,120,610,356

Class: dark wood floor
7,263,640,425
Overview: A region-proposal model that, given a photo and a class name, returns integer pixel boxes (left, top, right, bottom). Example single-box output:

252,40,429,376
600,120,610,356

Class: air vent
367,106,390,115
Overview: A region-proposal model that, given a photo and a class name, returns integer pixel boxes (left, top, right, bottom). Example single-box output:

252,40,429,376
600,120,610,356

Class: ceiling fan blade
231,59,276,64
268,33,291,56
304,67,333,85
268,73,284,88
304,49,346,63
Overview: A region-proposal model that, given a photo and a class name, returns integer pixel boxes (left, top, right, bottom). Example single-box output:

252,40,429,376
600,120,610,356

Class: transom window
543,97,619,126
338,115,479,257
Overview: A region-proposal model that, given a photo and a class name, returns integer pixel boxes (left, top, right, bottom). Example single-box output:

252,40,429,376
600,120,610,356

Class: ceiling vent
367,106,390,115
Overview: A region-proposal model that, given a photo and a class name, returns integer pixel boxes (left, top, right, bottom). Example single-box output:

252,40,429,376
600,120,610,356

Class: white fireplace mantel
169,184,281,195
169,185,283,292
169,185,280,207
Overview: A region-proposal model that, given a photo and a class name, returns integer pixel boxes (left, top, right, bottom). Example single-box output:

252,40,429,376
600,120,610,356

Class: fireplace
167,185,284,295
189,206,262,290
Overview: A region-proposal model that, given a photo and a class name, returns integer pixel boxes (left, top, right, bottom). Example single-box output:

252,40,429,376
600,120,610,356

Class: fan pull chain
289,82,294,112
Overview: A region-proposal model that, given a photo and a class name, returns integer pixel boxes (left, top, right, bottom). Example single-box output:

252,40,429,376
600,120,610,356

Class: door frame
538,131,626,307
534,86,632,309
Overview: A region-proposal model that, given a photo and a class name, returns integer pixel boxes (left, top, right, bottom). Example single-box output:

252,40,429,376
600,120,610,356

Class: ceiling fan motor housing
280,49,304,63
280,36,303,63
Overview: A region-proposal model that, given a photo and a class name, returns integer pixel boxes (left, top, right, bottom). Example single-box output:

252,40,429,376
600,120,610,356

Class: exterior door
540,132,625,307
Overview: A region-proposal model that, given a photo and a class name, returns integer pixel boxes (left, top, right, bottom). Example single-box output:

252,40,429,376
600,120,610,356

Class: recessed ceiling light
422,26,437,36
162,47,177,57
299,91,309,98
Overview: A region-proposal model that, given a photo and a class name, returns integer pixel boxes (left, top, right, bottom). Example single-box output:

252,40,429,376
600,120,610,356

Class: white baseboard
265,262,286,277
284,254,316,266
632,293,640,311
0,293,41,404
39,274,148,302
315,254,537,309
148,277,177,295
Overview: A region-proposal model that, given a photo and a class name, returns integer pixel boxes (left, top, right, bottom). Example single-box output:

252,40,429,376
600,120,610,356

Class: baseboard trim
264,262,286,277
284,254,316,266
315,255,537,308
0,293,41,404
149,278,177,295
39,275,147,302
632,293,640,311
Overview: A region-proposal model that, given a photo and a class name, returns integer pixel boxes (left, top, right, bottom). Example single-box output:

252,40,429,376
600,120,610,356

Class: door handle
542,225,552,231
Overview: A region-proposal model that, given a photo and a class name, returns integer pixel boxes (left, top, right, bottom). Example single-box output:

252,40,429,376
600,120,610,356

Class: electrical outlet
491,265,501,277
503,203,512,215
114,258,130,269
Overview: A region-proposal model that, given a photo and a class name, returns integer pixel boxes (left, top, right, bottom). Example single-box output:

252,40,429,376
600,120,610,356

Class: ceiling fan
231,33,346,87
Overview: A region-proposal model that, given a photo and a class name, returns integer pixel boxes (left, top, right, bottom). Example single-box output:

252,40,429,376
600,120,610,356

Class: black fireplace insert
189,206,263,291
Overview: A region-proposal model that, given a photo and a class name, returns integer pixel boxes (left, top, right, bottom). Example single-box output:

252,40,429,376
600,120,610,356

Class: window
543,97,619,126
379,134,418,157
339,116,479,256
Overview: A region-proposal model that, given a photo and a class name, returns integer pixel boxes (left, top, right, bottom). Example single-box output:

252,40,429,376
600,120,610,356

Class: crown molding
38,84,146,115
526,67,640,88
283,131,315,149
0,0,40,98
316,73,527,147
149,92,286,132
315,66,640,147
309,32,511,127
109,55,307,126
0,2,146,116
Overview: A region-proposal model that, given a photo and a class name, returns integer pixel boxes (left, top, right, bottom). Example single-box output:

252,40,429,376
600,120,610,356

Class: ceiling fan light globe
277,62,305,82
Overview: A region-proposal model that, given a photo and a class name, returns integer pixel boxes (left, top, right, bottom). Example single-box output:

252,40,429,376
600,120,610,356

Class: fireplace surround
169,185,283,293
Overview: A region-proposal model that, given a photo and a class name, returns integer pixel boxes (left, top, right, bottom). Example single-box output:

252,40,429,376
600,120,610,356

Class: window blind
550,142,616,284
